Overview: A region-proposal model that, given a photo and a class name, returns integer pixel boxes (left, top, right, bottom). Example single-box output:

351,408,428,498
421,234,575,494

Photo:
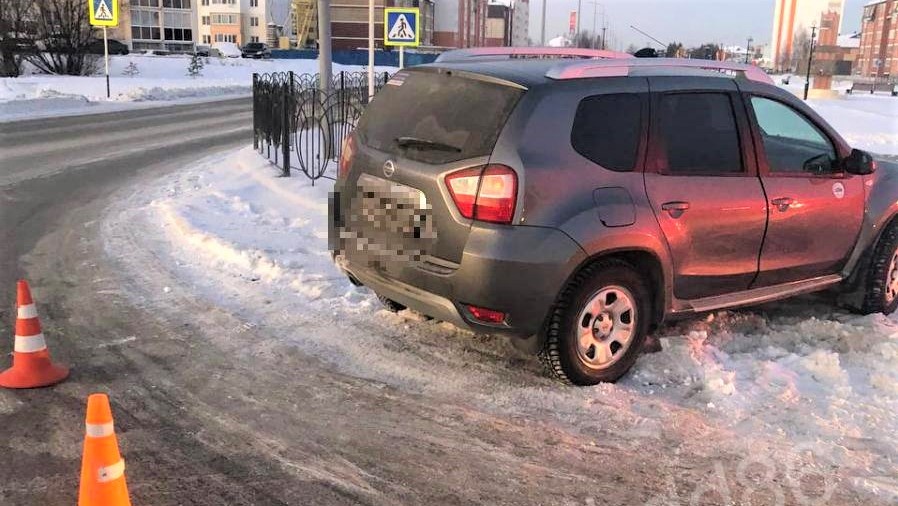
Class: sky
526,0,868,50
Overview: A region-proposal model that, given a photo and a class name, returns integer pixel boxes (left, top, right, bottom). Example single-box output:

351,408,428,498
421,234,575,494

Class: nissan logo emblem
383,160,396,178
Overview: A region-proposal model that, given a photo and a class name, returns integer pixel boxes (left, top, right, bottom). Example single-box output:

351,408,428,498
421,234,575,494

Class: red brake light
338,135,355,180
466,304,506,324
445,164,517,224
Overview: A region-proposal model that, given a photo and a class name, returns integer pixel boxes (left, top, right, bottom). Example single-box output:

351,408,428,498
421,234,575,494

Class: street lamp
803,25,817,101
745,37,753,64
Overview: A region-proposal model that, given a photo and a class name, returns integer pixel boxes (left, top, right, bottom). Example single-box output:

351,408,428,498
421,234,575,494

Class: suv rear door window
356,71,524,164
571,94,643,171
657,93,743,175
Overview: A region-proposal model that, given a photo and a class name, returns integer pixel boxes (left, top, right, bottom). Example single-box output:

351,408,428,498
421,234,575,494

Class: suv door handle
661,201,690,218
771,197,794,212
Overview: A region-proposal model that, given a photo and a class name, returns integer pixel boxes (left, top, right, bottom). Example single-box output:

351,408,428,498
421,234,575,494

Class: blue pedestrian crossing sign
384,8,420,47
89,0,119,26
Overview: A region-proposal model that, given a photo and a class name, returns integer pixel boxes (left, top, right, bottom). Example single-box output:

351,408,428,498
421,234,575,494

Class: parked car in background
195,45,221,58
87,39,129,55
241,42,271,59
331,56,890,386
213,42,241,58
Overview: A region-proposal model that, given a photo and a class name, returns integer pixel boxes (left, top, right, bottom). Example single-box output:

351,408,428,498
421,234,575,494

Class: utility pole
745,36,753,64
317,0,332,94
540,0,546,45
803,25,817,100
577,0,582,37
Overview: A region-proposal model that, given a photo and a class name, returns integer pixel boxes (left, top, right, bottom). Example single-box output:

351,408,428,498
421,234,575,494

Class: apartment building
293,1,433,50
109,0,198,52
434,0,488,48
486,3,512,46
856,0,898,77
769,0,844,69
197,0,267,46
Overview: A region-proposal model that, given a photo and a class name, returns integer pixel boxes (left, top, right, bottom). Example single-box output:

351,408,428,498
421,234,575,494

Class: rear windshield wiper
395,137,461,153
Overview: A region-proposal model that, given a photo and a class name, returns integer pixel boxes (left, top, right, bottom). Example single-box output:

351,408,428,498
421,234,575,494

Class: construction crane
292,0,316,48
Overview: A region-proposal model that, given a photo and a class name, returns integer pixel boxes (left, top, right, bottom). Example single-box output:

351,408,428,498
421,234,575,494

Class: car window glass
571,94,642,172
750,97,836,173
658,93,743,175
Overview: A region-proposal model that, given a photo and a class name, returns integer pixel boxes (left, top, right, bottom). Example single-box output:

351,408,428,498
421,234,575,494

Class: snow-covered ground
104,125,898,501
0,55,393,122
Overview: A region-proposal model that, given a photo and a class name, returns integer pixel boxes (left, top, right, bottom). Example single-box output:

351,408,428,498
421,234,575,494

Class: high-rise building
856,0,898,77
197,0,267,46
109,0,198,52
769,0,844,70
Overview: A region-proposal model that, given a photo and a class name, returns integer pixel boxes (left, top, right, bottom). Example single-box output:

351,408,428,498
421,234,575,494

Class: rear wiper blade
395,137,461,153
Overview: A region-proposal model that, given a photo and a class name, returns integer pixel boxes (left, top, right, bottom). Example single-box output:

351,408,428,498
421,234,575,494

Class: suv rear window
356,70,524,164
571,94,643,171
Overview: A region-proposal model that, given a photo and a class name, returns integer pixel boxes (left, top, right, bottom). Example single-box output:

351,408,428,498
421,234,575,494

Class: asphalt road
0,100,883,505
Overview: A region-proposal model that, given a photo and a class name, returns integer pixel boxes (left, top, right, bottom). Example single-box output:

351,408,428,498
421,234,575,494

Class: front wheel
541,259,651,385
861,222,898,315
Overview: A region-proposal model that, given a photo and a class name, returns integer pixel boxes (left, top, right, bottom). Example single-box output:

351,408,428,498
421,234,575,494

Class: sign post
88,0,119,99
384,7,419,70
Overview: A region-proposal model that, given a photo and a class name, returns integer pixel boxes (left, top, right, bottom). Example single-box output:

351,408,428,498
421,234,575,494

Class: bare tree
0,0,34,76
26,0,98,75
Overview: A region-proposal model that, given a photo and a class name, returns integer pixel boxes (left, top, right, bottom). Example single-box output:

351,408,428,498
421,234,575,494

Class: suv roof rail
434,47,634,63
546,58,774,84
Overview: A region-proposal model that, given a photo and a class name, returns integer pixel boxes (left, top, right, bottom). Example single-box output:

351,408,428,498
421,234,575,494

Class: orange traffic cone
0,280,69,389
79,393,132,506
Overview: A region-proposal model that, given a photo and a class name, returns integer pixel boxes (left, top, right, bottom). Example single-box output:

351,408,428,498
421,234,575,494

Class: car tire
377,294,407,313
861,222,898,315
540,259,651,386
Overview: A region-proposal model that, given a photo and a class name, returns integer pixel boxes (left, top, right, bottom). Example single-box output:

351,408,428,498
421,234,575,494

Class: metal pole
804,26,816,101
577,0,582,36
399,46,404,69
602,26,606,50
745,37,752,64
368,0,374,99
252,73,258,149
540,0,546,45
103,26,110,98
592,2,597,48
317,0,332,94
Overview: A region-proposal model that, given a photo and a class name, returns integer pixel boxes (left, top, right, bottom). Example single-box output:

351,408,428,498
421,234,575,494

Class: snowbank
0,55,395,121
104,145,898,500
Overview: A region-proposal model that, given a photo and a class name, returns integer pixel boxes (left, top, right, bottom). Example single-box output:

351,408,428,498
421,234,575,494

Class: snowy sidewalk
102,146,898,501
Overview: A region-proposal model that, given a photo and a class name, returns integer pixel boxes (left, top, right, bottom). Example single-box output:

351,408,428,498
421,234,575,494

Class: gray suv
330,57,891,385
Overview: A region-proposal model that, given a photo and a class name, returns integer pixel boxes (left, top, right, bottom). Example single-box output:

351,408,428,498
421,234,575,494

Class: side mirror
843,149,877,175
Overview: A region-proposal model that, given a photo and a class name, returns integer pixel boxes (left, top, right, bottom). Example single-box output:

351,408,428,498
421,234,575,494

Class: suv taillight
445,165,517,224
338,135,355,180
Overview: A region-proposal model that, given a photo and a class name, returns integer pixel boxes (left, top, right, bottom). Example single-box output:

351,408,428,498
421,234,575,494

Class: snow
0,54,395,122
105,130,898,500
774,77,898,156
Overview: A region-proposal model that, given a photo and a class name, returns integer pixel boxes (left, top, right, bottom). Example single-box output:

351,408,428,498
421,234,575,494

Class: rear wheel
861,222,898,315
541,259,651,385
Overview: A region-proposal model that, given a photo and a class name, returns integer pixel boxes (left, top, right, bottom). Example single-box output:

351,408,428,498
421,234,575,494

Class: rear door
644,77,768,300
745,94,864,285
340,69,524,270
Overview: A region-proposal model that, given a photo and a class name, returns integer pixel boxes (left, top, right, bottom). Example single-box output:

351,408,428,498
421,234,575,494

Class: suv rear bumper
336,225,587,338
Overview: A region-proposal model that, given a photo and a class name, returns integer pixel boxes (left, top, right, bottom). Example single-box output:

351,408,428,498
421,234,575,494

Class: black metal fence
252,70,391,182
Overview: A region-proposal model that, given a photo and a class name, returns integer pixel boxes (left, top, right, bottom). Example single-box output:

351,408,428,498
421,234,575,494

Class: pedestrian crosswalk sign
384,8,420,47
89,0,119,27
